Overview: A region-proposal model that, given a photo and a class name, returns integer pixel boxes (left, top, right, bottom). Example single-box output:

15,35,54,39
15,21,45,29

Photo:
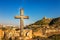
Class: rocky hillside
25,17,52,29
49,17,60,26
33,17,52,25
25,17,60,29
32,17,60,26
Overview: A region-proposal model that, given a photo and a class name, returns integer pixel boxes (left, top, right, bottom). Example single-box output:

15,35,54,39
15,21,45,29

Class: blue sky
0,0,60,26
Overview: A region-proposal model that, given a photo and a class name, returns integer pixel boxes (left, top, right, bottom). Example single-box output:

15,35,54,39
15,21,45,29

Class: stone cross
15,8,29,37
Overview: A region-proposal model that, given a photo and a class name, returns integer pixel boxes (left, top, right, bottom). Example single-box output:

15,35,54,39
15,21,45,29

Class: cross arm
15,16,29,19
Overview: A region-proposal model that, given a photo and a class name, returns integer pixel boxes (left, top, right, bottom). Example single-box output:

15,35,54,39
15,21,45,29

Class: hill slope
49,17,60,25
25,17,60,29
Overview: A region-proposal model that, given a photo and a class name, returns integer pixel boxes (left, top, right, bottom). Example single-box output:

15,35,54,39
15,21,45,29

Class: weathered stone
15,8,29,40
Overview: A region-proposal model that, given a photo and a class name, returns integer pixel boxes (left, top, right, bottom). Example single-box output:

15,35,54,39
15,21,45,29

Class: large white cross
15,8,29,37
